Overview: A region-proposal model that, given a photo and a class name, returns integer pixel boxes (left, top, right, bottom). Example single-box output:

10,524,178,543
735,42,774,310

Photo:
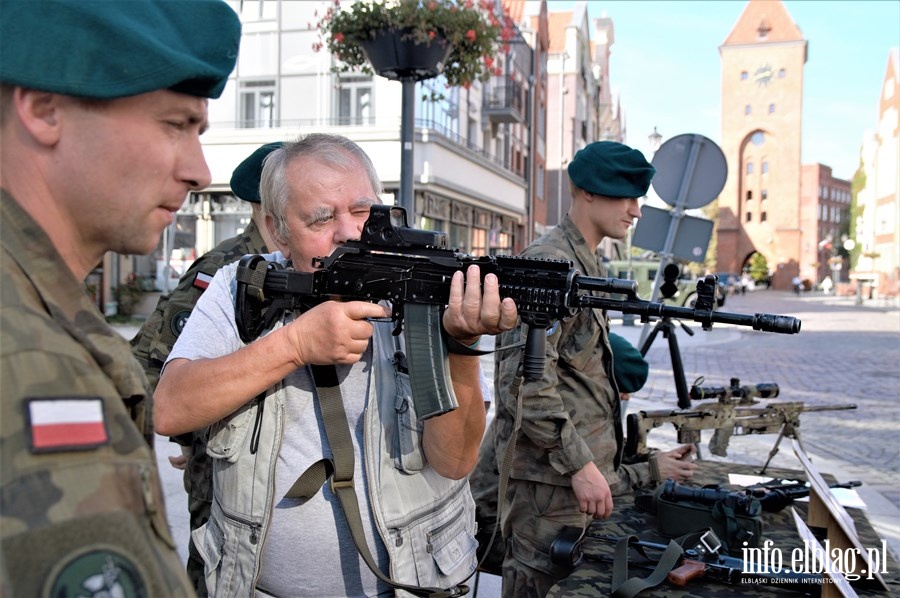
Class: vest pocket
192,515,223,595
206,399,257,463
409,490,478,587
392,357,425,473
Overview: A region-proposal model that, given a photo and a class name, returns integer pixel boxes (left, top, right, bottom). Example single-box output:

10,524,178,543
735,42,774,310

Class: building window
745,104,752,115
239,0,276,20
761,161,769,174
537,163,545,201
420,77,459,135
750,131,765,146
337,76,373,125
761,189,768,201
746,190,753,201
746,162,753,175
239,80,275,128
768,103,775,114
760,211,767,222
472,227,488,255
746,211,752,222
778,68,786,78
741,71,748,80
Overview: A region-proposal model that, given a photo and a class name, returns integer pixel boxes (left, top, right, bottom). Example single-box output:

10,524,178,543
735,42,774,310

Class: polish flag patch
26,397,109,452
193,272,214,290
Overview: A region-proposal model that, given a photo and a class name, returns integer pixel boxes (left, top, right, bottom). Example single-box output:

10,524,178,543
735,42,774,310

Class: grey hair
259,133,383,242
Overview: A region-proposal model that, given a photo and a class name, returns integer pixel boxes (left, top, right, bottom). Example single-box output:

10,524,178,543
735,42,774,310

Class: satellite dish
651,134,727,209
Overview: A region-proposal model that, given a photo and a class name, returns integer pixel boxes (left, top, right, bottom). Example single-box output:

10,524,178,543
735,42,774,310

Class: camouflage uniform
473,214,651,597
0,191,194,597
131,220,268,595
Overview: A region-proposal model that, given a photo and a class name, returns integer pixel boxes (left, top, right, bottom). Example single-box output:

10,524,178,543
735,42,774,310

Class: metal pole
556,52,567,226
637,134,704,348
400,77,416,221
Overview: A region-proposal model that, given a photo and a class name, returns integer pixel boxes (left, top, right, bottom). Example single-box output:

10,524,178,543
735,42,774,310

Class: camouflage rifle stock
235,205,801,420
625,399,857,463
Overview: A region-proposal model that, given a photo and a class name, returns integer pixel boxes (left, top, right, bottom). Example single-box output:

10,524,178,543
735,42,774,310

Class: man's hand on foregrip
442,265,518,348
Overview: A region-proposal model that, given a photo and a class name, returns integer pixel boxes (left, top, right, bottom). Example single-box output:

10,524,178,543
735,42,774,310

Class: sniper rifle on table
625,385,857,472
235,205,801,419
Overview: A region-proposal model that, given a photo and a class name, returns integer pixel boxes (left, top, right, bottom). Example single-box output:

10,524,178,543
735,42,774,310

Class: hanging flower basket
314,0,515,90
359,27,453,81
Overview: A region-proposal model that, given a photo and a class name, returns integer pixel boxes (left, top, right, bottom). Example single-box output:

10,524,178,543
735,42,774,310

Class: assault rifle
587,530,825,595
661,479,862,514
744,478,862,513
625,397,857,470
235,205,800,419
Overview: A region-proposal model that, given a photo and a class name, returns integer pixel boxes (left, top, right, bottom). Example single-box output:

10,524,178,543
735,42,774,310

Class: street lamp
648,126,663,154
555,51,569,227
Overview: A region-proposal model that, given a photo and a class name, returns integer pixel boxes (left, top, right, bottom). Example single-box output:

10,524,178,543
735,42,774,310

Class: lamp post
555,51,569,227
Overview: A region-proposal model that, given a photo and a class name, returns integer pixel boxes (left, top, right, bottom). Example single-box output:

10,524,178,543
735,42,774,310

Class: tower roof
722,0,805,47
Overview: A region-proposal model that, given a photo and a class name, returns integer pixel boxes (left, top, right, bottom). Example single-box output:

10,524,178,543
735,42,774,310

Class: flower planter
359,28,452,82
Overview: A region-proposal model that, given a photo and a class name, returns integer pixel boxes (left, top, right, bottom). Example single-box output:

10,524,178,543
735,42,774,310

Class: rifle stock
235,205,802,419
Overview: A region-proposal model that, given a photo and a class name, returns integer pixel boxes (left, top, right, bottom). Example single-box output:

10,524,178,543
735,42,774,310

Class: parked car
715,272,741,295
604,261,725,308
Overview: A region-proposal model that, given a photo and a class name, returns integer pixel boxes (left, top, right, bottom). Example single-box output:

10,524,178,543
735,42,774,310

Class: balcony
482,77,525,124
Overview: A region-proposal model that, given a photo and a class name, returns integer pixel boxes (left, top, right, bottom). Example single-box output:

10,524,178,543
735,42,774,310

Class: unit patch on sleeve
46,547,148,598
171,310,191,338
25,397,109,453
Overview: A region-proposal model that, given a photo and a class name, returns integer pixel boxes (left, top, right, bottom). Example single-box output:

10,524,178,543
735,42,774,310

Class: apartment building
854,48,900,298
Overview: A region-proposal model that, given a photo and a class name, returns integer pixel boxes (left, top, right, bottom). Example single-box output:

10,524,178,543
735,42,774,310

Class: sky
549,0,899,181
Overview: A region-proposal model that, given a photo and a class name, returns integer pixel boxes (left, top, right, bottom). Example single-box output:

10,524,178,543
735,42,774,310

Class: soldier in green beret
131,142,280,596
470,141,696,597
0,1,240,596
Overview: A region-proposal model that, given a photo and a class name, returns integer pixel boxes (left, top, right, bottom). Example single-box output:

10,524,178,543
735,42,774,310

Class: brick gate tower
717,1,807,290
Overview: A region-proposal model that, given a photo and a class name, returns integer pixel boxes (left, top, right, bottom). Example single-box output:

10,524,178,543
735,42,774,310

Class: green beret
230,143,284,203
567,141,655,199
0,0,240,99
609,332,649,394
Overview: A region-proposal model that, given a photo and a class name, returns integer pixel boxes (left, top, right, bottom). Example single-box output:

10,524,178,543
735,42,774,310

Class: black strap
287,364,464,598
611,535,684,598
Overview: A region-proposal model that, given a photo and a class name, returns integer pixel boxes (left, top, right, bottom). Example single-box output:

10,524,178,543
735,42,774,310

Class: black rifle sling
285,364,461,598
611,535,683,598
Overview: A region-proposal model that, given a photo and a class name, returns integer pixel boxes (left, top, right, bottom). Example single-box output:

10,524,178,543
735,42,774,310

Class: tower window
762,161,769,174
760,212,767,222
746,162,753,175
741,71,748,81
746,212,753,222
768,103,775,114
745,104,752,115
761,189,768,200
746,190,753,200
778,68,786,78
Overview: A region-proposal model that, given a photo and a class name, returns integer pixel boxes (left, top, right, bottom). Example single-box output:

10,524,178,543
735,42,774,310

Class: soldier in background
472,142,695,597
0,1,240,595
131,142,280,594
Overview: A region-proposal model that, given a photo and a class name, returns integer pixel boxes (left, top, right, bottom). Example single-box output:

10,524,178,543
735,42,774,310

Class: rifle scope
661,480,762,517
690,378,780,402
